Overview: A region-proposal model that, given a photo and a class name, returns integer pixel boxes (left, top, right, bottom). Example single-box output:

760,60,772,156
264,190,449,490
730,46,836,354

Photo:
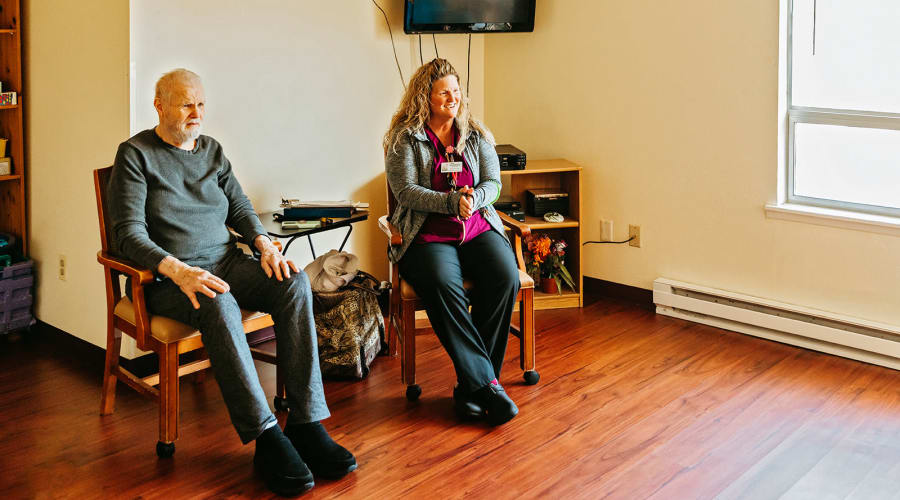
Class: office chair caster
523,370,540,385
274,396,290,411
156,441,175,458
405,384,421,401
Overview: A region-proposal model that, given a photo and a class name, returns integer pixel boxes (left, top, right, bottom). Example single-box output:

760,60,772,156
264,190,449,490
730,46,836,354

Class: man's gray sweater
108,128,266,272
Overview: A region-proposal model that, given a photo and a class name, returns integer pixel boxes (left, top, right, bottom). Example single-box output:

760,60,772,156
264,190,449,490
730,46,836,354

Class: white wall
27,0,485,356
484,1,900,327
129,1,484,273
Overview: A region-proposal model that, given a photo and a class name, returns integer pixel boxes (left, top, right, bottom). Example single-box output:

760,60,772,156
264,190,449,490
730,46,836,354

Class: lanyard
445,146,459,189
427,125,461,190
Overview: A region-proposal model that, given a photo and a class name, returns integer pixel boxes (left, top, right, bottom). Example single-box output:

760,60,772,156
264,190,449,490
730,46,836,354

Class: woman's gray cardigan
385,127,506,263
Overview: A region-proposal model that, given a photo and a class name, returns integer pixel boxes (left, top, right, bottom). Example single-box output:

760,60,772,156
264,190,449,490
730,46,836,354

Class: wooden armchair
94,166,286,458
378,187,539,401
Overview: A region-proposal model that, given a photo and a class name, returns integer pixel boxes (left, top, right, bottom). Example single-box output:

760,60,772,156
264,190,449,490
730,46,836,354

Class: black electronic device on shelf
526,189,569,217
404,0,536,34
494,199,525,222
495,144,526,170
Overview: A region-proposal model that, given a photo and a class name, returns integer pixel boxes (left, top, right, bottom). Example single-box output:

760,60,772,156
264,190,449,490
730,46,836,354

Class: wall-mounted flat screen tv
403,0,536,34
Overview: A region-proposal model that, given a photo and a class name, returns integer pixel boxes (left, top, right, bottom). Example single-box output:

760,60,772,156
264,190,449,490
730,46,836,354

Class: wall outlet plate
58,254,67,281
628,225,641,247
601,219,613,241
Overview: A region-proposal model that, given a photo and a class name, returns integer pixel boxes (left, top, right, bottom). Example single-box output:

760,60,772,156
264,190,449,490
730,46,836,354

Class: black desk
259,210,369,258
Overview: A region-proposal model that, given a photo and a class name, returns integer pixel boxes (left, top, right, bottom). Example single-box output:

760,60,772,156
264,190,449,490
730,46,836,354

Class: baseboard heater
653,278,900,371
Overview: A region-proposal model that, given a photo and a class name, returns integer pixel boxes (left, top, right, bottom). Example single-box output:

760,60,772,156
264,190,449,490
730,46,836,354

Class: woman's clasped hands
458,185,475,219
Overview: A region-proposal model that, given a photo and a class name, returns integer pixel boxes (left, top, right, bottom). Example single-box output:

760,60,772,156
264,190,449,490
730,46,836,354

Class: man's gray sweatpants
143,248,330,443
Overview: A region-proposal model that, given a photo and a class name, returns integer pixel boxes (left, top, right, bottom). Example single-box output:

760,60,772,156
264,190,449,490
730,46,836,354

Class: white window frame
787,109,900,218
769,0,900,232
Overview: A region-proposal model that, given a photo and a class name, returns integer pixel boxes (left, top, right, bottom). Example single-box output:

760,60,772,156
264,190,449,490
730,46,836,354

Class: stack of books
279,199,369,220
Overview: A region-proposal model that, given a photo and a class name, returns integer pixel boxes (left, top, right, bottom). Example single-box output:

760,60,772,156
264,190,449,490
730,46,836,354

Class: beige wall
34,1,894,353
24,0,130,348
484,1,900,326
26,1,485,355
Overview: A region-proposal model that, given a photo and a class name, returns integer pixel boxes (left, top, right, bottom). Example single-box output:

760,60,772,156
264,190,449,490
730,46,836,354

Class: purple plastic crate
2,316,33,332
0,303,34,330
0,259,34,334
0,274,32,302
0,259,31,279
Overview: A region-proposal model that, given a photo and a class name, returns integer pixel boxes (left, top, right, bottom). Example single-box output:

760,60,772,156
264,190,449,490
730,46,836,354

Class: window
788,0,900,218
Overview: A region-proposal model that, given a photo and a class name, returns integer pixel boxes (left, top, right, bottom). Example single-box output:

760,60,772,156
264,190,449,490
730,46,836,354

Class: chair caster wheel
523,370,540,385
156,441,175,458
274,396,290,411
406,384,421,401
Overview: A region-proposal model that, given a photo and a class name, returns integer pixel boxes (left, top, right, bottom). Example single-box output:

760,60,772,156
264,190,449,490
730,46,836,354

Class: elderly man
108,68,355,496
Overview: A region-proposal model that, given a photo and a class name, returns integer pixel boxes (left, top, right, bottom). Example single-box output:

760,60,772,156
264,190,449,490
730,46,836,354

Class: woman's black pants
399,229,520,393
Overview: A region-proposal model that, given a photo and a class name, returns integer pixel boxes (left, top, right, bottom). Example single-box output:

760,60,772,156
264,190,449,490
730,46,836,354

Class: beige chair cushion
114,297,270,344
400,269,534,300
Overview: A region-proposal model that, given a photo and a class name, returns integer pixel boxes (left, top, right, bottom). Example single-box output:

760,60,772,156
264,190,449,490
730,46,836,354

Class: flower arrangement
525,234,576,294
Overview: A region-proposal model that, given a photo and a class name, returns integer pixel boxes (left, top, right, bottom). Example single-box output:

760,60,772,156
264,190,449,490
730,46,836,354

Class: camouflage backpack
311,271,388,379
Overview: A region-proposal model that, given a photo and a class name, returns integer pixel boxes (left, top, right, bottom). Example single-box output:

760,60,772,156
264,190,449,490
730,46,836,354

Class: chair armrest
497,211,531,240
378,215,403,246
97,251,155,284
230,229,280,252
98,251,155,350
496,211,531,273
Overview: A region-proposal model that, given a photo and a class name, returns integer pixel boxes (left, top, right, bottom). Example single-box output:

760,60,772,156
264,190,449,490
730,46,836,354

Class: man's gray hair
155,68,202,103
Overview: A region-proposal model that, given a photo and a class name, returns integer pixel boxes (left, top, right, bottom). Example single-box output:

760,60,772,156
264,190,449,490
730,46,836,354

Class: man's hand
458,185,475,219
255,235,299,281
158,256,229,310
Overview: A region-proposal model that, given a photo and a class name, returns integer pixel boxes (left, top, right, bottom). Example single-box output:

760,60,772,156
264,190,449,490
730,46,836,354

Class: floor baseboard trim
26,321,160,378
27,322,278,378
584,277,653,309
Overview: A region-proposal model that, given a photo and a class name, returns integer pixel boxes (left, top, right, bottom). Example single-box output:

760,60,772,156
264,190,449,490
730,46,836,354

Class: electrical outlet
58,254,67,281
628,225,641,247
601,219,614,241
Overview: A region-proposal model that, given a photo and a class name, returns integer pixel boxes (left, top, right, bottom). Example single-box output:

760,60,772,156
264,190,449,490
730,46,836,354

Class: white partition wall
130,1,485,274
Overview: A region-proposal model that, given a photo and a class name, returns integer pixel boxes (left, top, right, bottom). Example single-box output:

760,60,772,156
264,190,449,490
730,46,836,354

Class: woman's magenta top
414,125,491,245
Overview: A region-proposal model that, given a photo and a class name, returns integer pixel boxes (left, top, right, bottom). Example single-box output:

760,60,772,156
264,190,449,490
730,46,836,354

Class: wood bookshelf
0,0,25,255
502,159,583,309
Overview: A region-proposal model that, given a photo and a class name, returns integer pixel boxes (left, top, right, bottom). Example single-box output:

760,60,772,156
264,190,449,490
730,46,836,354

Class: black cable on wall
372,0,405,89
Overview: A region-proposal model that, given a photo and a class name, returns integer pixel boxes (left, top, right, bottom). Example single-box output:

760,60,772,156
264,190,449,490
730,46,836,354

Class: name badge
441,161,463,173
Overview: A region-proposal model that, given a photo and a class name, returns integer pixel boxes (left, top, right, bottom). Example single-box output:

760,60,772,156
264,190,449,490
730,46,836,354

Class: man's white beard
170,125,201,146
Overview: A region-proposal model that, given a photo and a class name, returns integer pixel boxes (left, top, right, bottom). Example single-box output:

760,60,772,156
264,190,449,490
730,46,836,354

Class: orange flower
527,235,552,264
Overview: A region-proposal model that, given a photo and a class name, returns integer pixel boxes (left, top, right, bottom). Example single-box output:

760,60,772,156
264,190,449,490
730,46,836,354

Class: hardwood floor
3,296,900,499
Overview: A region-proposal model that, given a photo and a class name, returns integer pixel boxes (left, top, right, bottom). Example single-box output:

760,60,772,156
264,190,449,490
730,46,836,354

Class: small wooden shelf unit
502,159,583,310
0,0,25,254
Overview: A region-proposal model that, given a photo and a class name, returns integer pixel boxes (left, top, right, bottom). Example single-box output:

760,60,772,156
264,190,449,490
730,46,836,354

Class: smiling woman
383,58,521,426
428,74,461,129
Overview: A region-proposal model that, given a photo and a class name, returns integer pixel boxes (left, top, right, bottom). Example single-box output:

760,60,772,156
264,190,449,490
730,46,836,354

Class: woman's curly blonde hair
383,58,491,155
